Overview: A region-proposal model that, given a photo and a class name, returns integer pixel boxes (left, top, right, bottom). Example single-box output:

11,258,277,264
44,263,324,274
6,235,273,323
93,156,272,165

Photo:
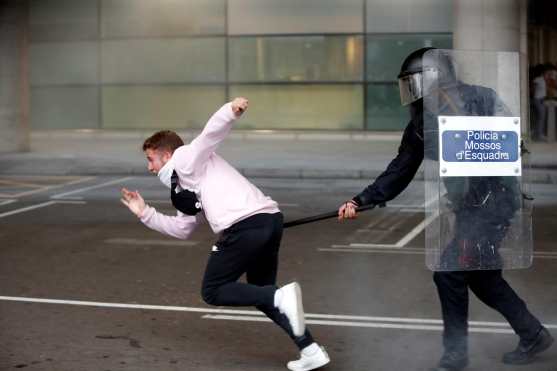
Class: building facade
28,0,453,131
4,0,554,152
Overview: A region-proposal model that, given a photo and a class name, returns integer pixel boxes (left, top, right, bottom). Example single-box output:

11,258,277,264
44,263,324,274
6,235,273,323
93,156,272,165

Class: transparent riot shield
423,49,532,271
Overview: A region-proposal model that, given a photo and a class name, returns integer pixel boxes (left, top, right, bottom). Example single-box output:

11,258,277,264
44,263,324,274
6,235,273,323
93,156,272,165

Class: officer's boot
503,326,554,365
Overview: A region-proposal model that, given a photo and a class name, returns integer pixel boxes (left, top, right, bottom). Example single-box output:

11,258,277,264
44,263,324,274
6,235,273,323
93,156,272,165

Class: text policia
456,130,512,162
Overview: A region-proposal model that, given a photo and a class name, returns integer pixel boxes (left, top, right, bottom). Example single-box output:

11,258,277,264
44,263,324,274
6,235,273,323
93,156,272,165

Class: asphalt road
1,176,556,371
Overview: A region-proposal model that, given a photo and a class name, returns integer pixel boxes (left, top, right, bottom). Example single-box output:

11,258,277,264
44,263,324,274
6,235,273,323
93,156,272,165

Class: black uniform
170,173,315,350
352,82,543,356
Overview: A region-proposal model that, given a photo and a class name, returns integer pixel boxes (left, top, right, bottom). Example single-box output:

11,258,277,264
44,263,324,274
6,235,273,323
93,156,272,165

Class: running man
121,97,330,371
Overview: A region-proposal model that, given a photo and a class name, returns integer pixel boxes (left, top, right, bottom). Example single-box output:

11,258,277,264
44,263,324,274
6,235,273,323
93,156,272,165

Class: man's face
144,148,171,174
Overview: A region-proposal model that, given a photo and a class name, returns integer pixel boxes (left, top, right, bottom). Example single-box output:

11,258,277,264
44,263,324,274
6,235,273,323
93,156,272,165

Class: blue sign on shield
442,130,519,163
437,116,522,177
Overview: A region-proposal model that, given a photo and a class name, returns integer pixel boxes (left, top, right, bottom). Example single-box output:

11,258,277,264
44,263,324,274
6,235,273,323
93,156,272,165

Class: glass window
101,0,225,38
101,38,225,84
229,85,363,130
366,83,408,130
31,87,99,129
102,85,226,129
229,36,363,82
30,42,99,85
30,0,99,42
366,0,453,33
229,0,364,35
366,34,452,82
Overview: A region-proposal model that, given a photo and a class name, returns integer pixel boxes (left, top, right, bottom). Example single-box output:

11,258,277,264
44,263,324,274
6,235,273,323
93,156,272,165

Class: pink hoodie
140,103,280,238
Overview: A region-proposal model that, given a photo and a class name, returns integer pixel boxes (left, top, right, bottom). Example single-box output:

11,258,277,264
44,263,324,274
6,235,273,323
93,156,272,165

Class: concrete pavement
1,176,556,371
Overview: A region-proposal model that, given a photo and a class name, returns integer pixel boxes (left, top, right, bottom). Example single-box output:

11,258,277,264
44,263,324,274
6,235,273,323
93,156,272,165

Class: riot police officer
338,47,553,370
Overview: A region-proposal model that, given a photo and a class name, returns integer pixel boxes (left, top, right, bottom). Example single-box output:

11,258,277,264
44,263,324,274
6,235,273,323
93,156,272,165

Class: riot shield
422,49,532,271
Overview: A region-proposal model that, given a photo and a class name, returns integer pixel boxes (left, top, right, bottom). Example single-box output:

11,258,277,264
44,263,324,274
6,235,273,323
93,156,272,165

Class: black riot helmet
397,47,456,106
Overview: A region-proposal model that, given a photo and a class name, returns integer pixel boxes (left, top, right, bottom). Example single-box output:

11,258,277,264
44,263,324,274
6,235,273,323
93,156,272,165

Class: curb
1,160,556,184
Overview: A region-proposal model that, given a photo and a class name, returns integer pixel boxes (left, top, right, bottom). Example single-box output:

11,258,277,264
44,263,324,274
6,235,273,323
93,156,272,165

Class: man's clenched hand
231,97,248,117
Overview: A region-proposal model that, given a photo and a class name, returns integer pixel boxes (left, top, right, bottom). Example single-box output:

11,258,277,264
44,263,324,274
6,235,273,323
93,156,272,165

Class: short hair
142,130,184,153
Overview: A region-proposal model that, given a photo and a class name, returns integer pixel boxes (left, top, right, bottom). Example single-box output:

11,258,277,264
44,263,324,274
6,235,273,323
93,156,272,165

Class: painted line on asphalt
0,296,253,315
0,200,86,219
0,176,95,198
350,210,438,249
363,211,391,229
104,238,198,247
320,247,557,259
55,196,84,201
533,255,557,259
205,312,511,327
390,209,435,247
533,250,557,255
330,245,424,251
320,248,425,255
0,178,45,187
50,177,133,199
399,208,424,213
0,201,56,218
1,295,555,333
382,204,422,208
387,194,437,209
203,315,557,333
0,199,17,206
202,315,519,334
380,211,412,233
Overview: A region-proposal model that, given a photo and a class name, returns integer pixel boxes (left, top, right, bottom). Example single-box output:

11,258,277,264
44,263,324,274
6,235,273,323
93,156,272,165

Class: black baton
283,203,384,229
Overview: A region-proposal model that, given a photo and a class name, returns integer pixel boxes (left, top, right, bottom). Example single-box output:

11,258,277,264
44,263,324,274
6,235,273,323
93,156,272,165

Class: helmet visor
398,72,423,106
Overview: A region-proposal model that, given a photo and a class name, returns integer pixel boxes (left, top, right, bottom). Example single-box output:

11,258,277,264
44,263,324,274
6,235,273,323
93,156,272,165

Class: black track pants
201,212,314,350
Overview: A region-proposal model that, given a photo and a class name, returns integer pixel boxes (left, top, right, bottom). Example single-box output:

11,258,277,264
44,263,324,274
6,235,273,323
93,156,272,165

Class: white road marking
320,247,557,259
387,194,437,209
349,210,439,249
50,177,133,199
56,196,84,201
0,199,17,206
534,250,557,255
533,255,557,259
331,243,424,252
0,296,253,315
363,212,391,229
0,176,95,198
320,248,425,255
382,204,422,208
330,244,424,251
0,200,85,218
209,312,510,326
0,201,57,218
202,315,521,334
1,295,555,333
399,208,424,213
0,178,45,187
383,212,411,232
104,238,198,247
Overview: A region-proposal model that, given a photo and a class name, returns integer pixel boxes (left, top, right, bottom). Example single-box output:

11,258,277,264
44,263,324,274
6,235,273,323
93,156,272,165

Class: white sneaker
287,343,330,371
276,282,306,337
